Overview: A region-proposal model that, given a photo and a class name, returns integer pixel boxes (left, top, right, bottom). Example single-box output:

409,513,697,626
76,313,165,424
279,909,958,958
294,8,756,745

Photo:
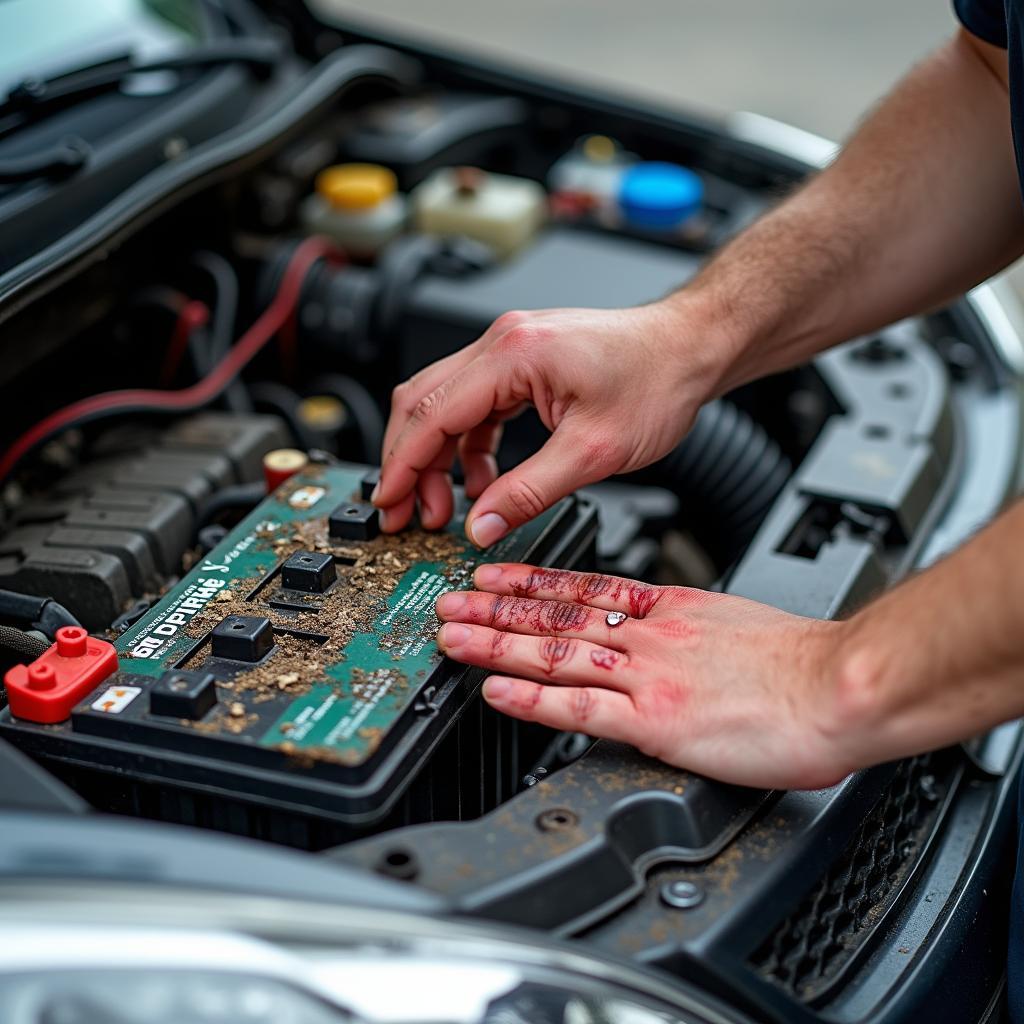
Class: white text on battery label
91,686,141,714
379,571,453,656
129,576,227,658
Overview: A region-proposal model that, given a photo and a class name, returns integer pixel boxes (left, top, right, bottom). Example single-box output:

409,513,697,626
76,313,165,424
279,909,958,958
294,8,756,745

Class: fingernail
379,508,394,532
438,622,472,648
483,678,510,700
369,483,381,504
436,592,467,617
474,564,502,586
470,512,509,548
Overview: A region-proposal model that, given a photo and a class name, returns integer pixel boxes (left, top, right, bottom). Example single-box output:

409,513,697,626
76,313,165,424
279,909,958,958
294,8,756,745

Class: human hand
435,562,853,790
373,299,727,547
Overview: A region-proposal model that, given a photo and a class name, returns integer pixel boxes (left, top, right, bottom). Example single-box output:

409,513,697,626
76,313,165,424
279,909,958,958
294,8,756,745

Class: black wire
248,381,317,450
186,325,212,380
34,600,81,638
191,251,251,412
196,481,267,531
307,373,385,462
0,625,49,660
0,589,81,639
193,252,237,363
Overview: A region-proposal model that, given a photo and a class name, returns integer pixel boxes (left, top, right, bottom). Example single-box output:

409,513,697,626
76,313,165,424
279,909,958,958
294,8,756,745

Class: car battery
0,464,598,836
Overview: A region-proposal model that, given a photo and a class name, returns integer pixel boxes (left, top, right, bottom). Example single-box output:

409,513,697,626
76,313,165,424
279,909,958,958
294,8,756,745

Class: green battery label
114,466,563,766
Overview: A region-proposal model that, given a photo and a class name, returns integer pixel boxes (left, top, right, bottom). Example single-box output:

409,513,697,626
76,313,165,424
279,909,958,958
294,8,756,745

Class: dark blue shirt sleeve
955,0,1010,47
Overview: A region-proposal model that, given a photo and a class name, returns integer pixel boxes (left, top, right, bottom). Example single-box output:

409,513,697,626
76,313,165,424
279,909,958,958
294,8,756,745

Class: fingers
374,357,509,515
410,435,458,532
437,621,635,689
464,425,611,547
436,590,631,649
378,490,416,533
457,419,504,499
377,349,482,531
381,346,480,463
481,675,641,740
416,470,454,531
377,311,528,508
471,563,665,618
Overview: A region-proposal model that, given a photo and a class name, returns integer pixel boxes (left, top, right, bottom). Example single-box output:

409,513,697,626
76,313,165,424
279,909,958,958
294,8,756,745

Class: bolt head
660,880,704,909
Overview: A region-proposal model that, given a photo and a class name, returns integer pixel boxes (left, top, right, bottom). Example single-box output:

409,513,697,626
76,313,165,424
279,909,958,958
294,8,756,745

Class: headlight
0,883,747,1024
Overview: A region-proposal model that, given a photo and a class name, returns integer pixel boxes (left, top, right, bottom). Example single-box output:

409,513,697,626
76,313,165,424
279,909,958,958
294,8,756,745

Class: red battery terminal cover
5,626,118,724
263,448,309,492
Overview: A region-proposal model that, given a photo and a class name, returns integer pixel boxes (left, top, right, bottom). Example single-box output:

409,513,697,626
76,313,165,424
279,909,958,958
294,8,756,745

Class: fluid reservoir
617,161,704,231
411,167,546,259
300,163,406,257
548,134,635,215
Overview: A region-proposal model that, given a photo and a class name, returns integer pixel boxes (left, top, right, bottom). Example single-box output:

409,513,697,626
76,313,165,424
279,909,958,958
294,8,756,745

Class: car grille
751,752,952,1001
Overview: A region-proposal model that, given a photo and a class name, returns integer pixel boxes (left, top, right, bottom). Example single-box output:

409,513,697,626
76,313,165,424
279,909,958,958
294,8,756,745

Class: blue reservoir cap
618,162,704,229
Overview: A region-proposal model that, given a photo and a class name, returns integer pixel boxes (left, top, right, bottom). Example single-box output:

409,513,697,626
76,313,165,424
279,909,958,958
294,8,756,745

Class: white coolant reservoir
411,166,546,259
300,163,406,257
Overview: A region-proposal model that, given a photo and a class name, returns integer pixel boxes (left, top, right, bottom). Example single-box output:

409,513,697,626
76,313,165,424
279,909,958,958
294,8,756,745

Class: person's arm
373,30,1021,548
431,500,1024,789
683,28,1020,394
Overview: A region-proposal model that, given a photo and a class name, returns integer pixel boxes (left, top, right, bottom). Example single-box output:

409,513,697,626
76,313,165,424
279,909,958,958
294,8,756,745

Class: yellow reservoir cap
315,163,397,211
298,395,347,432
582,135,617,163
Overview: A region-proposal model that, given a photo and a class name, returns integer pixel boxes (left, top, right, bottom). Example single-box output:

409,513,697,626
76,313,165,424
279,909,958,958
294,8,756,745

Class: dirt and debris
173,508,472,750
191,705,260,736
350,666,410,703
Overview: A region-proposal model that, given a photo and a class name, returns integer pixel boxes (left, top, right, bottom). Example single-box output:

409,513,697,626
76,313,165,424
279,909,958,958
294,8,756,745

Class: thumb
465,425,617,547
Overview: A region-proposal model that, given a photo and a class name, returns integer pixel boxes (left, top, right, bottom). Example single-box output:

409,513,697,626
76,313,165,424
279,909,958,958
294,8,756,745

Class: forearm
827,500,1024,768
373,33,1023,545
678,30,1023,395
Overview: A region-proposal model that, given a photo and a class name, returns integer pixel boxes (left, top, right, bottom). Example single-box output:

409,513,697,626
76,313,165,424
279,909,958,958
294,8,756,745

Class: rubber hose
306,372,385,462
633,400,790,569
196,481,266,532
248,381,318,451
0,589,81,638
192,250,251,414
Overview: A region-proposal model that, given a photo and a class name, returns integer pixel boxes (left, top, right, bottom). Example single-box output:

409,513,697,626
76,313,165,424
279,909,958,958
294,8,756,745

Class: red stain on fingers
490,630,510,658
488,595,522,627
627,584,661,619
570,686,596,724
540,636,575,675
504,567,661,619
489,594,591,635
508,681,544,714
575,572,614,604
590,648,619,670
510,568,572,598
542,600,591,633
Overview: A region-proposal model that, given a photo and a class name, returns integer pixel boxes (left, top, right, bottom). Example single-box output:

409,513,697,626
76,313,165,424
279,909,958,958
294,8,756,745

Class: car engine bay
0,3,1022,1023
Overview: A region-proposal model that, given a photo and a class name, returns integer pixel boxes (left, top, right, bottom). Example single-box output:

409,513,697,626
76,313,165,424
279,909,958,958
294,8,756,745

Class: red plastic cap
263,448,308,492
5,627,118,724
